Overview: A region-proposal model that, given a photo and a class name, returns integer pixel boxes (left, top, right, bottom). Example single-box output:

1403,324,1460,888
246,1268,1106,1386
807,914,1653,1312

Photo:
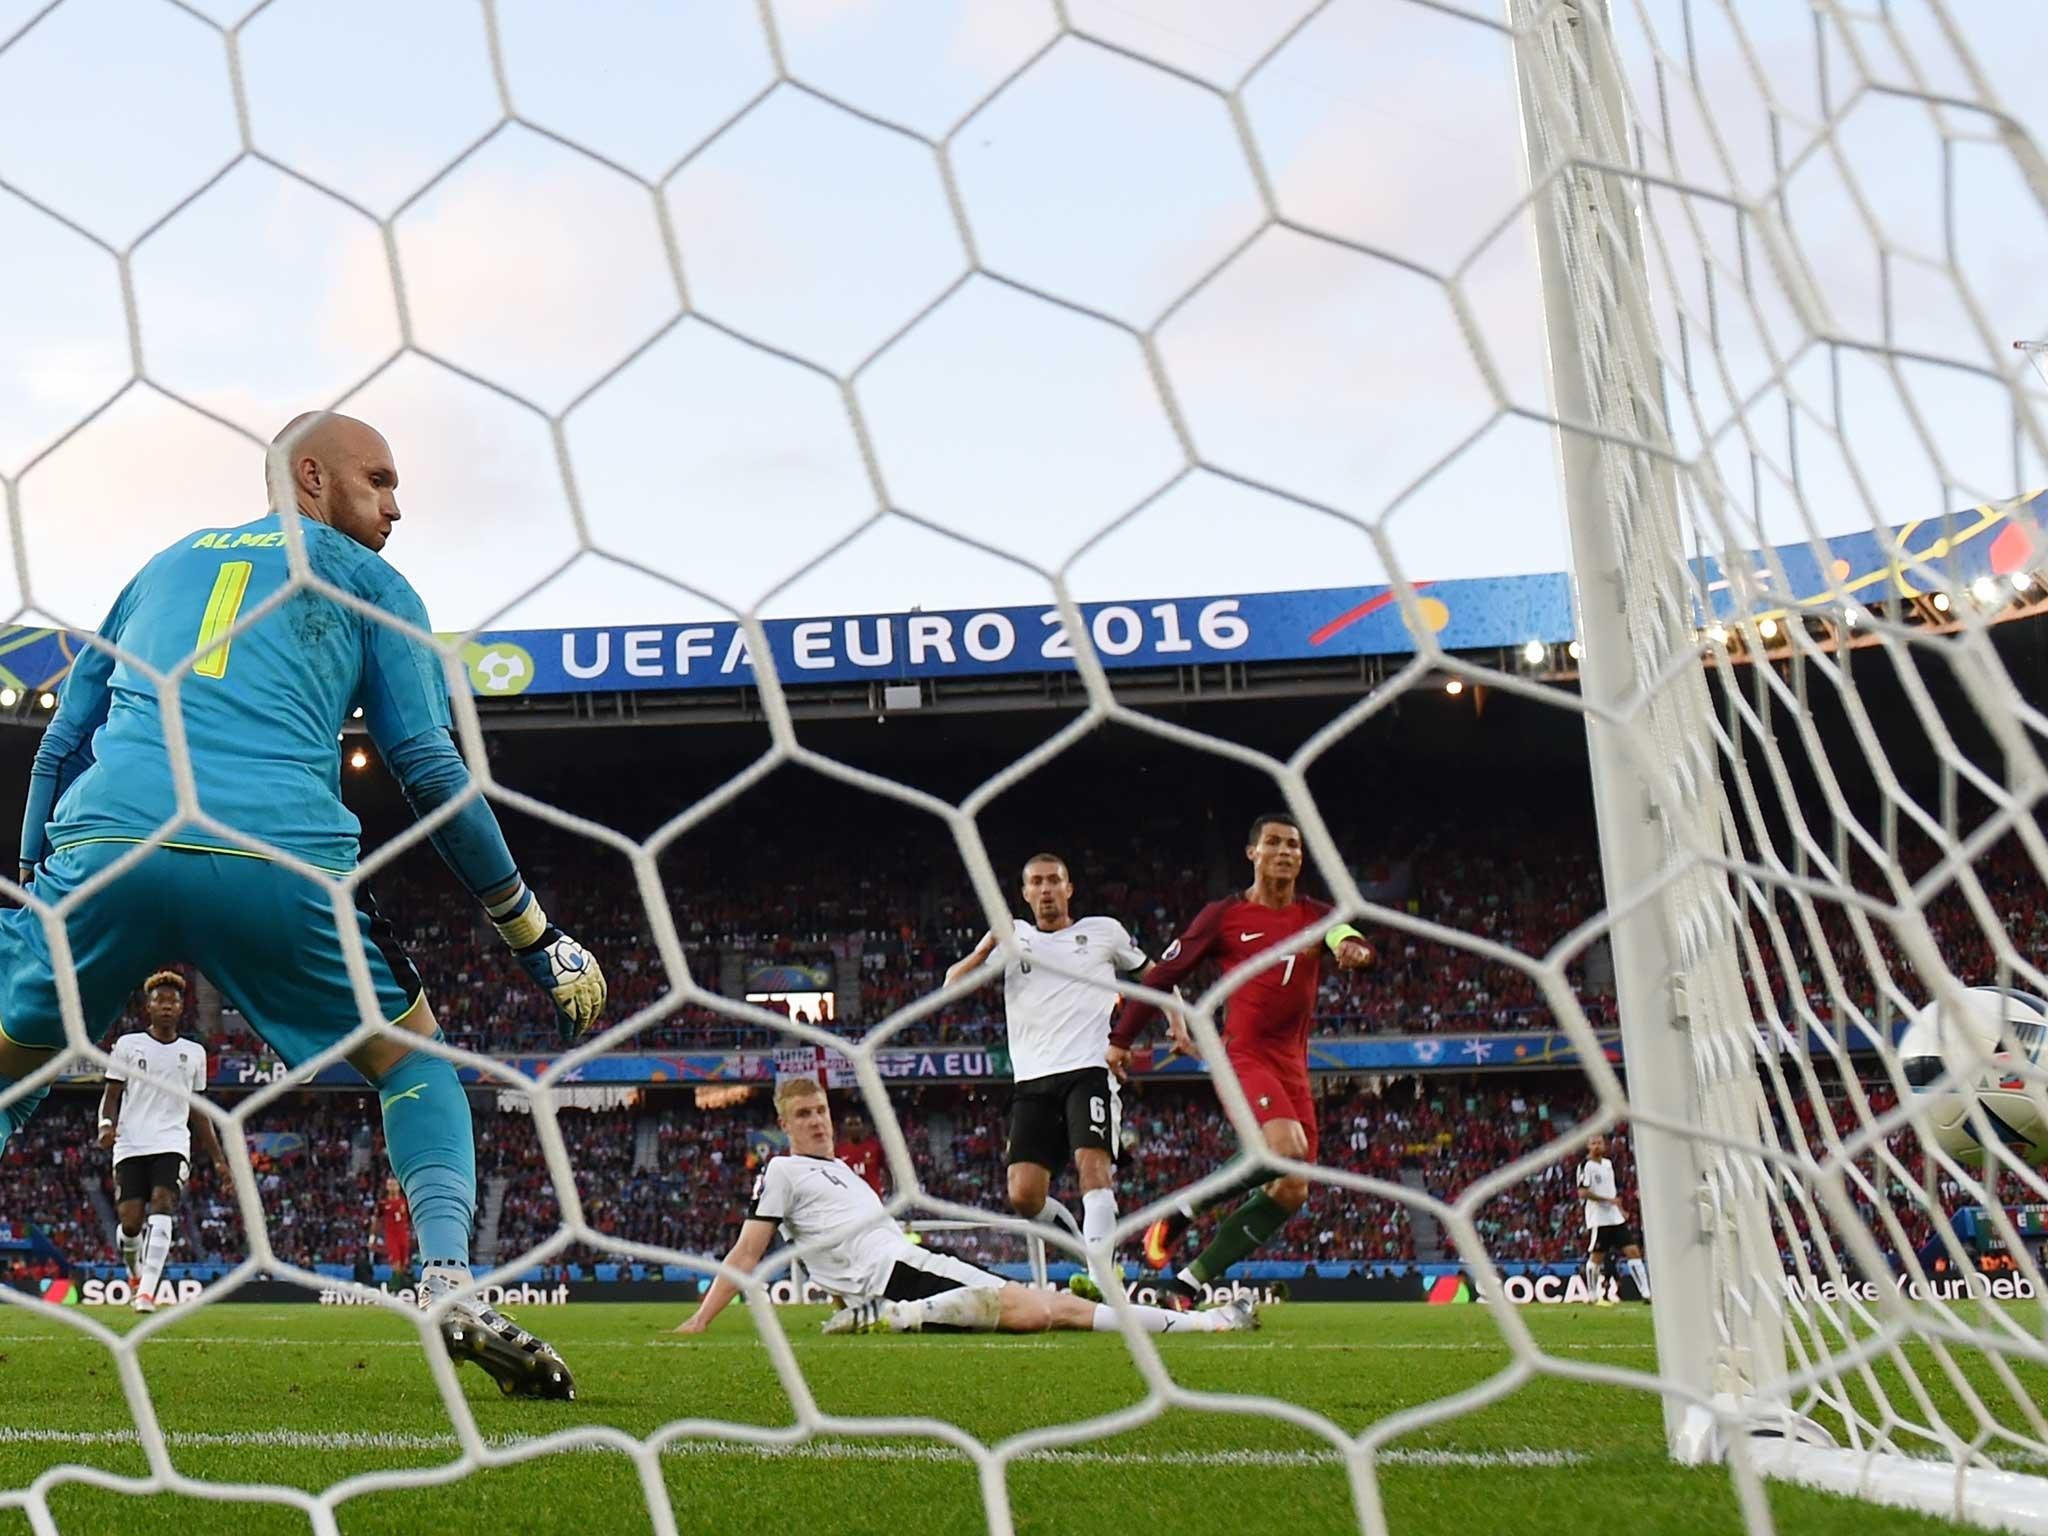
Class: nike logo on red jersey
1239,931,1264,941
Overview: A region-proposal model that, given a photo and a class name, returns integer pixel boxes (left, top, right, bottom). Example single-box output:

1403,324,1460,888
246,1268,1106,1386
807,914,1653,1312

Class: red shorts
1223,1048,1318,1163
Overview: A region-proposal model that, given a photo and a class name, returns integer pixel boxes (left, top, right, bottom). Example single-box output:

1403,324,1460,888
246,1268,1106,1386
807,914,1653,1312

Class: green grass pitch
0,1300,2025,1534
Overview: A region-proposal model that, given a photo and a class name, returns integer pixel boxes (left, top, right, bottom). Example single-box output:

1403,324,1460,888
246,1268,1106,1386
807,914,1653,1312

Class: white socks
1038,1198,1080,1240
1089,1302,1226,1334
117,1227,141,1276
1625,1257,1652,1299
137,1212,174,1299
1080,1188,1117,1249
894,1286,1004,1332
885,1286,1235,1335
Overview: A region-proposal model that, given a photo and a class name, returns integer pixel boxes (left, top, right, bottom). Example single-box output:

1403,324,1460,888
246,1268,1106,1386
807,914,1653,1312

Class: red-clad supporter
834,1115,886,1197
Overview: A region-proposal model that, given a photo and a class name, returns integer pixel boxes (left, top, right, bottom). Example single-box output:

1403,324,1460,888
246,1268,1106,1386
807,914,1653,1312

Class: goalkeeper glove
517,927,606,1038
490,884,607,1038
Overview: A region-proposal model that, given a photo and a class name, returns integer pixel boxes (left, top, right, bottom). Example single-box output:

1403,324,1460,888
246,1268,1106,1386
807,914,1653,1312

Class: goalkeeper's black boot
420,1267,576,1401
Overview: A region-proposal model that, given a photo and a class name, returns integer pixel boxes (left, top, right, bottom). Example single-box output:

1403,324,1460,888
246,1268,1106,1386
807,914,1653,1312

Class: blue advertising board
5,492,2036,701
443,579,1571,698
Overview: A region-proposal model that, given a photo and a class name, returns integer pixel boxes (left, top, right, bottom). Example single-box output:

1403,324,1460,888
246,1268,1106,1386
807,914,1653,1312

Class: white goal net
0,1,2045,1533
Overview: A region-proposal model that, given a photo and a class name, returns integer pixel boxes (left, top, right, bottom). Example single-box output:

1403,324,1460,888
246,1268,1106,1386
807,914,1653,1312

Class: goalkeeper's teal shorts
0,841,424,1068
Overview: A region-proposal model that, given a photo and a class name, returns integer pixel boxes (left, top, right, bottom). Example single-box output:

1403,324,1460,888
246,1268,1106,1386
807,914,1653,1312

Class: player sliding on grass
944,852,1146,1287
672,1077,1258,1337
0,412,604,1398
1108,811,1374,1306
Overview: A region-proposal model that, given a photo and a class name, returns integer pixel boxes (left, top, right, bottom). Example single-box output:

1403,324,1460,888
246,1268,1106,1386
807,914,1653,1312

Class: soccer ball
1896,986,2048,1168
473,648,530,694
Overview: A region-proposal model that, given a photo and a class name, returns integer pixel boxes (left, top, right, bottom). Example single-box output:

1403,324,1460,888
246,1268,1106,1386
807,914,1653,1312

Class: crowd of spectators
488,1104,659,1265
8,1077,1592,1274
228,1077,1616,1272
172,820,1630,1067
991,1076,1605,1267
0,1095,102,1283
1764,1071,2047,1272
164,1096,384,1272
1738,832,2048,1041
167,810,2048,1072
8,1061,2034,1284
469,1080,1441,1273
12,776,2044,1282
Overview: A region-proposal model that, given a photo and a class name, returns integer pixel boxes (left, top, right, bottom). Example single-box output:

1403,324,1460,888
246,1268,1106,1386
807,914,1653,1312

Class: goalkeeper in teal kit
0,413,604,1399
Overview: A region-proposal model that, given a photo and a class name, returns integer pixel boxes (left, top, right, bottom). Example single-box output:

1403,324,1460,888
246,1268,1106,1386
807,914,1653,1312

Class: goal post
1514,1,2048,1526
1507,0,1737,1447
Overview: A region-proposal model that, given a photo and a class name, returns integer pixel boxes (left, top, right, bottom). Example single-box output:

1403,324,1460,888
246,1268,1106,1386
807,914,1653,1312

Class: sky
0,0,2042,637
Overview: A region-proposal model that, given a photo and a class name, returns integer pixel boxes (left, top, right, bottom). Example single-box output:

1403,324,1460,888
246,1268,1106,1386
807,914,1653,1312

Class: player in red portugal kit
1108,811,1373,1305
377,1175,413,1279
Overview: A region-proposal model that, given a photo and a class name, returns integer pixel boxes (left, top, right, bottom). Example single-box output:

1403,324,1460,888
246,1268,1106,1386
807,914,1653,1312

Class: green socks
1185,1191,1294,1286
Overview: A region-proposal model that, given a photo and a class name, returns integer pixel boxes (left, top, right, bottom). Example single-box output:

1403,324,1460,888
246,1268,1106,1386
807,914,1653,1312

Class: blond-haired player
673,1078,1257,1338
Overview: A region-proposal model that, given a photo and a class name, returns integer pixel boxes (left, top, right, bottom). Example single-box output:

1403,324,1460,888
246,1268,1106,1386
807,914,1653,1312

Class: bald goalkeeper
0,413,603,1398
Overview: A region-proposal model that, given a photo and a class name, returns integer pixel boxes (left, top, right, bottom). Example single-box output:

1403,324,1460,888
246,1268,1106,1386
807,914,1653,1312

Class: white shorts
869,1242,1007,1304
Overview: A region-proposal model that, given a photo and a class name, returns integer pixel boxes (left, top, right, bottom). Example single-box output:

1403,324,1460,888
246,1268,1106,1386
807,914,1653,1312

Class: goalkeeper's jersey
33,513,451,876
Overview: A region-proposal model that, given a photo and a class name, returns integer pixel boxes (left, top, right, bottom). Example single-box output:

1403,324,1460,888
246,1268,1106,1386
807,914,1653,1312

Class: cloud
390,126,678,414
0,0,2039,641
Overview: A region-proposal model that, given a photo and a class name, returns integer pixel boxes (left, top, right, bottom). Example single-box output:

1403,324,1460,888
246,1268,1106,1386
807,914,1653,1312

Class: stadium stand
0,1095,103,1284
7,694,2038,1284
19,1066,1998,1285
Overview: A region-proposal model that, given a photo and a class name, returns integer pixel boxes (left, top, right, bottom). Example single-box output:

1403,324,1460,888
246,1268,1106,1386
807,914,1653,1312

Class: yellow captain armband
1324,923,1365,953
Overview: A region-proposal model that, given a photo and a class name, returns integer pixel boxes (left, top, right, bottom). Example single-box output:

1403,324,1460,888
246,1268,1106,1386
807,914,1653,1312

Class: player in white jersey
96,971,228,1311
944,854,1145,1279
672,1078,1255,1338
1576,1131,1651,1304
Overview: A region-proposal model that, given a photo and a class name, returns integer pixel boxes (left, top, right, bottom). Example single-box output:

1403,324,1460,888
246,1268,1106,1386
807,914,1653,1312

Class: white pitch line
0,1426,1582,1469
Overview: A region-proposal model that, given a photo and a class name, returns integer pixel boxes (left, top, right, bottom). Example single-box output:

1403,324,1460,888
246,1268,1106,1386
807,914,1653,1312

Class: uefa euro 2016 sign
452,583,1568,698
444,493,2044,698
461,594,1324,697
